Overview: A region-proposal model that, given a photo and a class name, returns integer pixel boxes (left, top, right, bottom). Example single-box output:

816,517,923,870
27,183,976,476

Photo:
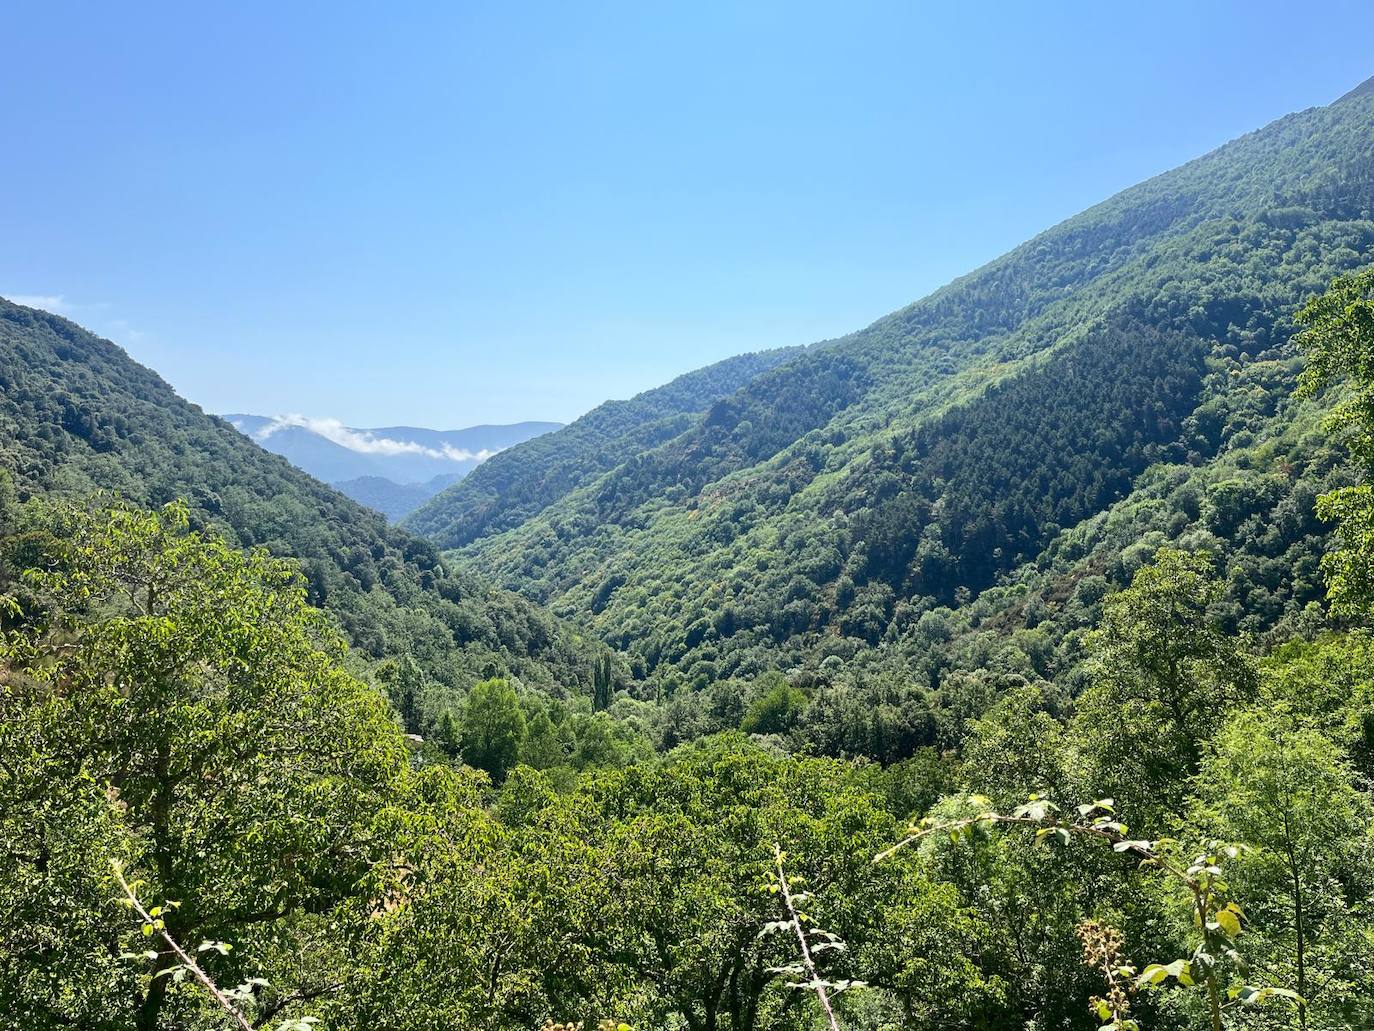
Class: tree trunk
1283,815,1308,1031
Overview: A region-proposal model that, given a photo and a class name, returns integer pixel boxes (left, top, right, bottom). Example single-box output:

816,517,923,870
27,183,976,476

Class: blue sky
4,2,1373,427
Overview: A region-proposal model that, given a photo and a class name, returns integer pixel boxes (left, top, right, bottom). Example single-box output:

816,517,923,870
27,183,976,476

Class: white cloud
104,317,147,343
254,414,500,462
438,443,500,462
3,295,144,344
7,293,69,313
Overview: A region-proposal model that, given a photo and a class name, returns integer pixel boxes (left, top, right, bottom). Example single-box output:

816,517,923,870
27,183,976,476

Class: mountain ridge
225,412,561,519
226,412,560,485
404,346,807,546
419,84,1374,692
1337,73,1374,103
0,298,604,710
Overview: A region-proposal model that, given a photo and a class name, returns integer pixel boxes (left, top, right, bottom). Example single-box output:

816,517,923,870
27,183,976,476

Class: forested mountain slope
332,472,462,521
403,345,804,546
0,298,601,706
437,87,1374,692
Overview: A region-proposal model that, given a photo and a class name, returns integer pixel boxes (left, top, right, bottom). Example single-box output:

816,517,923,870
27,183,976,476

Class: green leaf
1136,959,1193,988
1113,839,1154,853
1230,985,1304,1007
1215,908,1241,938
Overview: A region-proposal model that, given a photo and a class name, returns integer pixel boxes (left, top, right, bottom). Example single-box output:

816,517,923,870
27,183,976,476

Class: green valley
430,87,1374,708
6,67,1374,1031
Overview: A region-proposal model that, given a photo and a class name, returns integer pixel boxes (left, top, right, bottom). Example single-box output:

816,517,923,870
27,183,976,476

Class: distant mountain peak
226,413,505,462
221,414,561,516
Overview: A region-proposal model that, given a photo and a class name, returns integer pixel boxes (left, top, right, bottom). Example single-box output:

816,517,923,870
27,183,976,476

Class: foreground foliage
5,473,1374,1028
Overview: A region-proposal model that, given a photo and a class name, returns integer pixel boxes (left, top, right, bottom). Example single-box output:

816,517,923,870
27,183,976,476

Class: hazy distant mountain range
224,414,560,518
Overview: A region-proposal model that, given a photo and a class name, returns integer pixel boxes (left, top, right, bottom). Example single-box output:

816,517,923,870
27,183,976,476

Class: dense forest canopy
6,83,1374,1031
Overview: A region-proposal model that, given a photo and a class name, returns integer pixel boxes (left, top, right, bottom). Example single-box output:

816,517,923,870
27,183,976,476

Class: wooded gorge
6,85,1374,1031
426,89,1374,708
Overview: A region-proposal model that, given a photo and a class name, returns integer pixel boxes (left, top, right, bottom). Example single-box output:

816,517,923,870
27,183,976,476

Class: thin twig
773,842,841,1031
111,861,256,1031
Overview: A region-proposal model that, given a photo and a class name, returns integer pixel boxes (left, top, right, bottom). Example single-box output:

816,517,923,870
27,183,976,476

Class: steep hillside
437,89,1374,691
403,346,804,546
333,472,461,521
0,300,601,716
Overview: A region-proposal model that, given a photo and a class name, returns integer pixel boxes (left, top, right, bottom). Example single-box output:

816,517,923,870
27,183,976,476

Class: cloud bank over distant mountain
224,413,561,521
246,414,500,462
